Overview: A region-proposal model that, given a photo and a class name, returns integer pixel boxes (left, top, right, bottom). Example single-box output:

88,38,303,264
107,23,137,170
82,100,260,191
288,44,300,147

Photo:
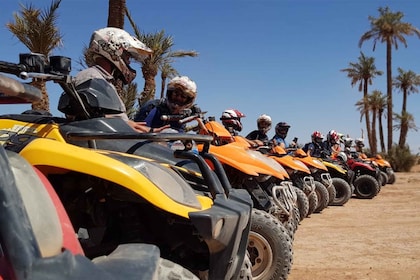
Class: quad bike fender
205,145,260,176
33,167,84,256
297,156,328,171
0,119,66,144
322,160,347,175
207,144,285,179
19,138,209,218
271,154,311,174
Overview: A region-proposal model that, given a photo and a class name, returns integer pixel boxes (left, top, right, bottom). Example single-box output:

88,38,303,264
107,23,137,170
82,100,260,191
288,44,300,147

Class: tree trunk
108,0,126,28
30,80,49,112
160,75,166,99
371,110,377,155
398,90,408,148
398,118,408,148
378,110,386,153
386,39,393,152
139,63,158,104
363,81,373,152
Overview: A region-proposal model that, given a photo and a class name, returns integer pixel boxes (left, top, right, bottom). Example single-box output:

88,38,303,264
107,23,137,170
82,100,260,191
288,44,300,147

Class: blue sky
1,0,420,152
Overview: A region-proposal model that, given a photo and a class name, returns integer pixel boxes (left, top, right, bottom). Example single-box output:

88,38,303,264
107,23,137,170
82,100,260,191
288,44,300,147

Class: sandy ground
288,166,420,280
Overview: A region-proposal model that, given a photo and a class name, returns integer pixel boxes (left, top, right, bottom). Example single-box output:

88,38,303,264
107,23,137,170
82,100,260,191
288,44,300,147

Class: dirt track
288,167,420,280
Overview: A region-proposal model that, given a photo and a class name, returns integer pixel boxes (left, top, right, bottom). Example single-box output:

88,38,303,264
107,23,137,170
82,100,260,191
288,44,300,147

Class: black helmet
275,122,290,138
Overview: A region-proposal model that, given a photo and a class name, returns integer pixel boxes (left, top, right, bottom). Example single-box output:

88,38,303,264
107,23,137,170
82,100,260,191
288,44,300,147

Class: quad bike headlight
103,152,202,209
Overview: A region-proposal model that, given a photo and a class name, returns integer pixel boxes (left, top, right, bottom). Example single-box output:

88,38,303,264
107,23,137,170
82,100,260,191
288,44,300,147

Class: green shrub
385,144,418,172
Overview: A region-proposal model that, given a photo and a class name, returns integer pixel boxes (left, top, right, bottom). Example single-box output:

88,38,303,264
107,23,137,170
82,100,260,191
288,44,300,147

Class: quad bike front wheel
353,174,380,199
306,190,318,217
314,181,329,213
387,169,396,184
326,183,336,205
379,171,389,187
329,177,352,206
238,252,253,280
248,209,293,280
293,186,309,221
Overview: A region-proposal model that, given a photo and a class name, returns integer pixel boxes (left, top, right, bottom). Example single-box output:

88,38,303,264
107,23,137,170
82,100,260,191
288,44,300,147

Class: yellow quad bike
319,157,353,206
0,145,202,280
0,55,252,280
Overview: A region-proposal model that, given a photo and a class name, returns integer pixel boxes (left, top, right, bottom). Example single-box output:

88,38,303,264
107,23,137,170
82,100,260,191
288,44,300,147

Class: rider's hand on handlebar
127,120,170,133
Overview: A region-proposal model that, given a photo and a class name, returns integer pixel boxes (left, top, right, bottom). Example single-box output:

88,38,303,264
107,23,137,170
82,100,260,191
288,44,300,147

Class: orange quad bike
291,147,335,208
234,138,320,219
153,113,298,280
197,116,298,280
268,145,330,215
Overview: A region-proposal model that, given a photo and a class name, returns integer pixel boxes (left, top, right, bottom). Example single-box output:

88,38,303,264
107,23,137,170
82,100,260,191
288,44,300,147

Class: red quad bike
335,152,381,199
0,146,200,280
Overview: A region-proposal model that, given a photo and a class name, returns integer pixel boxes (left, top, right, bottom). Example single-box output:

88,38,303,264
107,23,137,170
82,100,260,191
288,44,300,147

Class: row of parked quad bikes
0,53,396,280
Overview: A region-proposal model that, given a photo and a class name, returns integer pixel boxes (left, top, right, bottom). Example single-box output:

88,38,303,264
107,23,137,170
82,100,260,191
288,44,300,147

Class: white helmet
343,137,353,148
220,109,245,132
166,76,197,114
336,151,348,162
355,138,365,147
89,27,152,84
257,114,272,134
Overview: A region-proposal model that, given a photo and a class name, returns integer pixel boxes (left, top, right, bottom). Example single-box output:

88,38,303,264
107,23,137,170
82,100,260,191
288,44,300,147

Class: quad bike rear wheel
314,181,329,213
248,209,293,280
329,177,352,206
353,174,380,199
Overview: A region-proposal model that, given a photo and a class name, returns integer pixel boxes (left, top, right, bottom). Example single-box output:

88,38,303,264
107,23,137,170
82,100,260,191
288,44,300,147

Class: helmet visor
258,120,271,132
167,89,194,107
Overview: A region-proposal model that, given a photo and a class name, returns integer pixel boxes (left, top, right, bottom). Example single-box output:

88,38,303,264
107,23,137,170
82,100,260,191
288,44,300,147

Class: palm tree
341,52,383,152
159,62,178,99
393,68,420,148
393,68,420,114
371,90,387,153
393,111,417,148
106,0,127,106
6,0,63,112
359,6,420,151
368,90,388,154
108,0,126,28
125,10,199,105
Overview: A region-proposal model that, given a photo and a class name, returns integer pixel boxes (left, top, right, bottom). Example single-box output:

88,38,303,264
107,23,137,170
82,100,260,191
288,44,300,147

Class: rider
271,122,297,150
323,129,341,156
245,114,272,143
144,76,197,132
220,109,246,136
69,27,165,133
303,131,325,157
354,138,368,159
